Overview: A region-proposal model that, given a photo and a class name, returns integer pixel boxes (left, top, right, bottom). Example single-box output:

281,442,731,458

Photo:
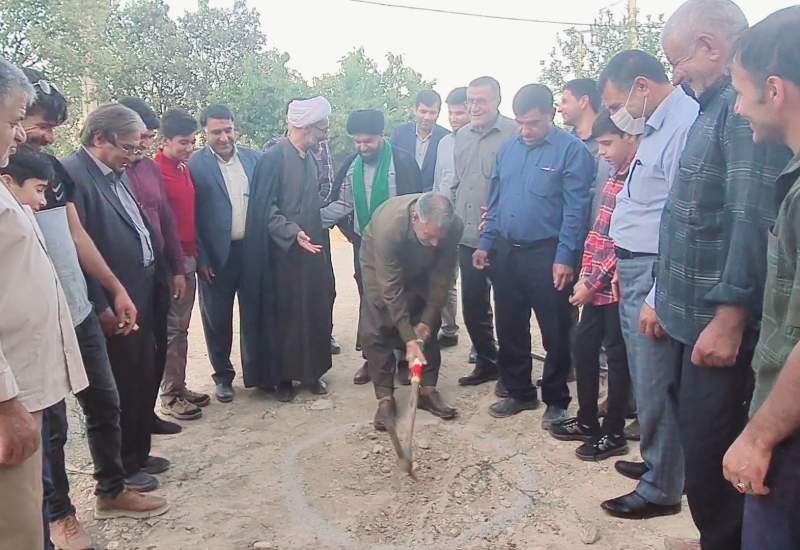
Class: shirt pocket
526,165,559,198
627,161,666,206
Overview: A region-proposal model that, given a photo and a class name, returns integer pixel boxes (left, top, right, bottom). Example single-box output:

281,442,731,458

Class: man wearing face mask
358,192,463,430
597,50,698,520
657,3,792,548
323,109,423,386
243,97,334,402
474,84,593,425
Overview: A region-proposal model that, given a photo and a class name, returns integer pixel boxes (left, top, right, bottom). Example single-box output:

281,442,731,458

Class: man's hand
569,278,594,307
472,249,490,270
723,430,772,496
691,307,746,367
553,263,574,291
172,275,187,302
297,231,323,254
99,308,120,338
198,265,216,284
639,303,665,339
112,290,138,336
0,399,40,466
478,206,489,233
405,339,428,366
414,323,431,342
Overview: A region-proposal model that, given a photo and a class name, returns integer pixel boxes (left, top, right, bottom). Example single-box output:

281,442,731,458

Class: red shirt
155,150,197,258
579,162,630,306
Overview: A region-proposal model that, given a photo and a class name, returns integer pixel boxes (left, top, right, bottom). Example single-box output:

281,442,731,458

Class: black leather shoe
438,333,459,348
215,382,234,403
494,379,509,398
489,397,540,418
614,460,649,481
353,362,371,385
307,378,328,395
152,415,182,435
601,491,681,519
458,366,498,386
276,381,297,403
142,456,170,475
330,337,341,355
418,389,457,419
125,471,159,493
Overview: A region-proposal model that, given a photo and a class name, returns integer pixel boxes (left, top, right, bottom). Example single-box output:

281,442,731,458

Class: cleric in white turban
240,94,334,400
286,96,332,129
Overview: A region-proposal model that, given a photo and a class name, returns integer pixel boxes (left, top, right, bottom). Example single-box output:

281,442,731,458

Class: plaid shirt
656,79,791,345
580,164,629,306
750,153,800,414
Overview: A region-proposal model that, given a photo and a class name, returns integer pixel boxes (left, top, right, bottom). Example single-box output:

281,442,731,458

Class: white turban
286,96,332,128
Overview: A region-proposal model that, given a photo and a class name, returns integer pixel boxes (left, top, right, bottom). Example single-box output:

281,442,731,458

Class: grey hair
663,0,748,46
0,57,35,108
80,103,146,148
468,76,501,101
414,192,455,229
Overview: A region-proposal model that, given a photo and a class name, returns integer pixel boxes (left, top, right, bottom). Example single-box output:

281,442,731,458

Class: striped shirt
655,79,791,345
579,164,629,306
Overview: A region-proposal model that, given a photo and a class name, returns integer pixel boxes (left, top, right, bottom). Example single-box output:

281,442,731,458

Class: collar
646,86,687,134
415,123,432,142
209,145,239,166
83,147,116,178
697,76,729,111
516,126,557,148
780,151,800,179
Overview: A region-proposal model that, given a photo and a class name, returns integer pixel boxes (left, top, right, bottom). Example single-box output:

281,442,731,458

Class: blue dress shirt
479,127,594,266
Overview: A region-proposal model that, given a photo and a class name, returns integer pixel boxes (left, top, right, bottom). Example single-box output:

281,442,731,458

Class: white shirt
214,147,249,240
0,185,87,412
433,133,456,201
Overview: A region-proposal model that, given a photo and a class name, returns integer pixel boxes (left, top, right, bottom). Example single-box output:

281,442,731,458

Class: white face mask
611,84,647,136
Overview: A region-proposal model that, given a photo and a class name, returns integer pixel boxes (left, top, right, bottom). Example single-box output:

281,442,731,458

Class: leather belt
614,246,657,260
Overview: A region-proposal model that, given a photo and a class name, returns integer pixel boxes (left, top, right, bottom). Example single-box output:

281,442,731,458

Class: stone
308,399,333,411
253,542,276,550
372,444,384,454
418,439,431,449
580,523,600,545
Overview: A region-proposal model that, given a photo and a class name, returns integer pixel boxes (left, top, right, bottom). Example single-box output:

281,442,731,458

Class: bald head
662,0,748,94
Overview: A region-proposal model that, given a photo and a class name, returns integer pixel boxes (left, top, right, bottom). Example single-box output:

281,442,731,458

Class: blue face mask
611,84,647,136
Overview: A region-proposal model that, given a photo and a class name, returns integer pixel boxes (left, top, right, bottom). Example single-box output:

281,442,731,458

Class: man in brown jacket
359,192,463,429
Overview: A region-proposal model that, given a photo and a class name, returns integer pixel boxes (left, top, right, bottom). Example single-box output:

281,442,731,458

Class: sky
165,0,794,121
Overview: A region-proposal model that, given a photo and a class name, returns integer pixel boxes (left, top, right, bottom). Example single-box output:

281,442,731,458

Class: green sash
353,140,392,234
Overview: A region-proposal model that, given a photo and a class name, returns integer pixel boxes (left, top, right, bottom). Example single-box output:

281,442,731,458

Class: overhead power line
349,0,662,28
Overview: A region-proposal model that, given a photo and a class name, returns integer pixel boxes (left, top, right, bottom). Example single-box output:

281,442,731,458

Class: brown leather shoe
353,362,371,385
418,388,457,419
373,396,396,432
49,514,92,550
94,488,169,520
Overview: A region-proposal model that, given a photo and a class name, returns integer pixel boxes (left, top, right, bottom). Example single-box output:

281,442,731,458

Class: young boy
549,110,638,461
1,149,53,211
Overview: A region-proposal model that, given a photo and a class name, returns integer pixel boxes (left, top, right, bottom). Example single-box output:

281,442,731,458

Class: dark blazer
188,146,261,272
390,121,449,192
61,148,164,317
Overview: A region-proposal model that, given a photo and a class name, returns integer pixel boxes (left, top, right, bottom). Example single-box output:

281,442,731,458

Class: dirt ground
63,232,699,550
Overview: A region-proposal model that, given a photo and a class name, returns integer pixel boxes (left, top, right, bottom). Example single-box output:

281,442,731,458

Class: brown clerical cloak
242,138,333,387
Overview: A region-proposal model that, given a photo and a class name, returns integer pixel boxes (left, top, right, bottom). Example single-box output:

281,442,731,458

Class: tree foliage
539,8,667,93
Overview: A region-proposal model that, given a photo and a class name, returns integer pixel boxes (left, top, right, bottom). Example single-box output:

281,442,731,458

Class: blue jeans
616,256,684,505
743,435,800,550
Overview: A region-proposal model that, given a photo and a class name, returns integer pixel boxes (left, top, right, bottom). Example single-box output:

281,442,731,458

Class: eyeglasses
33,80,61,96
110,139,144,156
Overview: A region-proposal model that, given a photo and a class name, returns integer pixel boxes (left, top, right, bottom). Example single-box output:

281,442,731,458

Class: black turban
347,109,385,135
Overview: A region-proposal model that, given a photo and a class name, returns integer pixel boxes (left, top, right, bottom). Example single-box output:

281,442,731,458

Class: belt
503,237,557,250
614,246,657,260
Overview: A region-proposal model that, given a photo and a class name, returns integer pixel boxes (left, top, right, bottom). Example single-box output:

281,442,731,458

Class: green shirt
750,152,800,415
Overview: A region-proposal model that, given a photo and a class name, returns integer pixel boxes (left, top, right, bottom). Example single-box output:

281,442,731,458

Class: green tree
539,8,667,93
313,48,435,158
